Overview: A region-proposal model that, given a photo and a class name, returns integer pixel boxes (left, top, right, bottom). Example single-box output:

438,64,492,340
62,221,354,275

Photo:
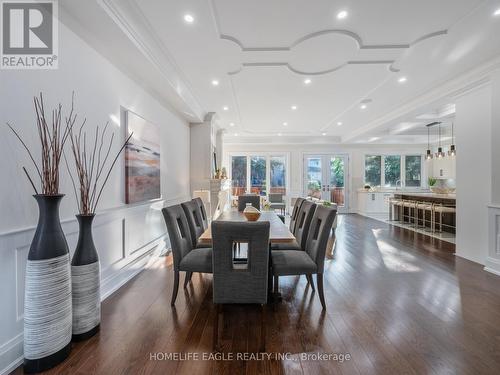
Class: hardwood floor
14,214,500,374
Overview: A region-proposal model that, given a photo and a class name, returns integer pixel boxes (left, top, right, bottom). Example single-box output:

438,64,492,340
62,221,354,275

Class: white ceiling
61,0,500,144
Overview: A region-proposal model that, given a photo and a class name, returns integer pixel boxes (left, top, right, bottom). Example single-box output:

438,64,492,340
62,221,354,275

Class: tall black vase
71,214,101,341
24,194,72,374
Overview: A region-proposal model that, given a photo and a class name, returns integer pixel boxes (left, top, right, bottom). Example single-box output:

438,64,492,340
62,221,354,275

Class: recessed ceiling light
337,122,343,126
360,104,367,110
278,133,282,136
211,79,219,86
304,78,312,85
337,10,348,19
283,122,288,126
398,76,407,83
291,105,297,110
229,122,235,127
494,8,500,16
223,106,229,111
234,133,238,137
184,14,194,23
322,132,327,136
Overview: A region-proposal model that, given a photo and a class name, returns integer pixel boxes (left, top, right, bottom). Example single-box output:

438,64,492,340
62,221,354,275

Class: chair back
305,205,337,273
192,197,208,229
181,200,205,248
268,193,283,203
212,221,270,304
294,200,316,249
238,194,260,212
162,205,193,270
289,197,305,233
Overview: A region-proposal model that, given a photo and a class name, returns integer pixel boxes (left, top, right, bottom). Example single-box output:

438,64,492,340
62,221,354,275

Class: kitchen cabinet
357,191,393,215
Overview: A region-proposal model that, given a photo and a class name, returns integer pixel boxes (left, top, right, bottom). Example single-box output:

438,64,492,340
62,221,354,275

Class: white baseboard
484,257,500,277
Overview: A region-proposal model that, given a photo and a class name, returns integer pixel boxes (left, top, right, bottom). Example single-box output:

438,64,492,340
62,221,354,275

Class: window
250,156,266,195
384,155,401,187
364,154,422,188
270,156,286,195
405,155,422,187
364,155,381,187
231,156,246,196
230,154,288,197
306,157,322,199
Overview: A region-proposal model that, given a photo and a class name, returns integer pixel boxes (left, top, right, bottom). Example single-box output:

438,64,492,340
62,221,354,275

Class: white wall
455,84,492,265
0,21,190,374
223,143,427,212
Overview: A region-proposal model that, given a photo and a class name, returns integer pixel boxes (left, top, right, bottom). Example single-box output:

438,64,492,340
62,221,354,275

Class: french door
304,154,349,213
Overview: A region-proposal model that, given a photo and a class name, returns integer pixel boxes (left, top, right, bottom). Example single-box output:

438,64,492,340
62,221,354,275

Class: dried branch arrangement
65,115,133,215
7,93,74,195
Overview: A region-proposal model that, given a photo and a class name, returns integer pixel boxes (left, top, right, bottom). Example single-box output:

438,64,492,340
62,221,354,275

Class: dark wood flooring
14,214,500,374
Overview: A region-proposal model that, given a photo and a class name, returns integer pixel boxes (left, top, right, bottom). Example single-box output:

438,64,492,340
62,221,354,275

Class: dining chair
289,197,305,234
272,200,316,251
211,221,270,351
271,205,337,309
237,194,260,211
269,193,286,215
162,205,213,305
181,200,210,249
192,197,209,229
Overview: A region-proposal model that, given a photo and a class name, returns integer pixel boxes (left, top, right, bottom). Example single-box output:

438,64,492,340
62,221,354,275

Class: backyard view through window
231,155,287,197
365,154,422,188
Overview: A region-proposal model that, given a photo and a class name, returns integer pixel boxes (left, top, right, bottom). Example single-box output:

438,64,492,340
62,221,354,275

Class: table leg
267,243,282,303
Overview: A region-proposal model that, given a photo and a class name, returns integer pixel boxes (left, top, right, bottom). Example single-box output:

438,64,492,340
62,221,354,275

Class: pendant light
435,123,446,158
448,122,456,157
425,125,433,160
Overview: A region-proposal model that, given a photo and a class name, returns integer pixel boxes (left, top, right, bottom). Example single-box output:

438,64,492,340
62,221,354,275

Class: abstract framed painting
125,111,161,204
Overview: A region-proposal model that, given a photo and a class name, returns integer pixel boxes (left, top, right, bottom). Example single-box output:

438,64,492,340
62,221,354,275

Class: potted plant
65,110,132,341
428,177,438,193
7,94,74,373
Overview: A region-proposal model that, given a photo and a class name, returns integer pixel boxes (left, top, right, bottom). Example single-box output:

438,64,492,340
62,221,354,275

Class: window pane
270,156,286,195
405,155,422,187
384,155,401,187
231,156,246,196
364,155,381,187
330,157,345,206
306,157,322,199
250,156,266,196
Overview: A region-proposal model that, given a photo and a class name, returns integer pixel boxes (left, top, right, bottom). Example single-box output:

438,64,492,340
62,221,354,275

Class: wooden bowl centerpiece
243,205,261,221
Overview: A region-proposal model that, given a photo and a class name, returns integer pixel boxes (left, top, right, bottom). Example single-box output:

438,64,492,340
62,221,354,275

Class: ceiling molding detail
96,0,205,121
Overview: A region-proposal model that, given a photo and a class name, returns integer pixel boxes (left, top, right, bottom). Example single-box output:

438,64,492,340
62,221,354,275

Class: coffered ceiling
61,0,500,143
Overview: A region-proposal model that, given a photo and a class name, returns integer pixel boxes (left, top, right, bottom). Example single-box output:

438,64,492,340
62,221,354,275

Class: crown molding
96,0,205,121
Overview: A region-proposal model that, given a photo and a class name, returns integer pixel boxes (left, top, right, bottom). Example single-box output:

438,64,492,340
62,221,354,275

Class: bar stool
402,200,417,225
415,202,434,230
432,204,456,233
389,198,403,222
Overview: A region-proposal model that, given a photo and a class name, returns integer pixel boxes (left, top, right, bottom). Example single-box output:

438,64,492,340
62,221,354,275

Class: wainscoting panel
0,196,188,375
486,205,500,276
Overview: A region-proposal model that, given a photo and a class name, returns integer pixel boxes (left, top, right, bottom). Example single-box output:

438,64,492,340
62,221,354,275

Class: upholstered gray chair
162,205,212,305
269,193,286,215
211,221,270,351
271,205,337,309
272,200,316,251
192,197,209,229
181,200,210,249
237,194,260,211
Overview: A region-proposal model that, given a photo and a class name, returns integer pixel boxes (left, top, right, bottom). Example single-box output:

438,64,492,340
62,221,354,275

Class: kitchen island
392,192,456,234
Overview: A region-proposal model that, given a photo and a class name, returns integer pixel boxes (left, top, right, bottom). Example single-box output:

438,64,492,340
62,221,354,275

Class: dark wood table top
199,210,295,245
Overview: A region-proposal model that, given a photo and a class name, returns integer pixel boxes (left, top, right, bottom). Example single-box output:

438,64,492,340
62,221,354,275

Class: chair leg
184,271,192,288
273,275,279,293
171,270,180,306
260,304,266,352
306,274,316,291
317,273,326,310
213,304,221,351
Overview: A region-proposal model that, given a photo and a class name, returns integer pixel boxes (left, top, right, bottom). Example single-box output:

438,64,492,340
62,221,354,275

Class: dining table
199,209,296,302
198,210,296,245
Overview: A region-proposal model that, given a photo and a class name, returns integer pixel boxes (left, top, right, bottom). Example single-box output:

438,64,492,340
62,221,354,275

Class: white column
486,70,500,275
